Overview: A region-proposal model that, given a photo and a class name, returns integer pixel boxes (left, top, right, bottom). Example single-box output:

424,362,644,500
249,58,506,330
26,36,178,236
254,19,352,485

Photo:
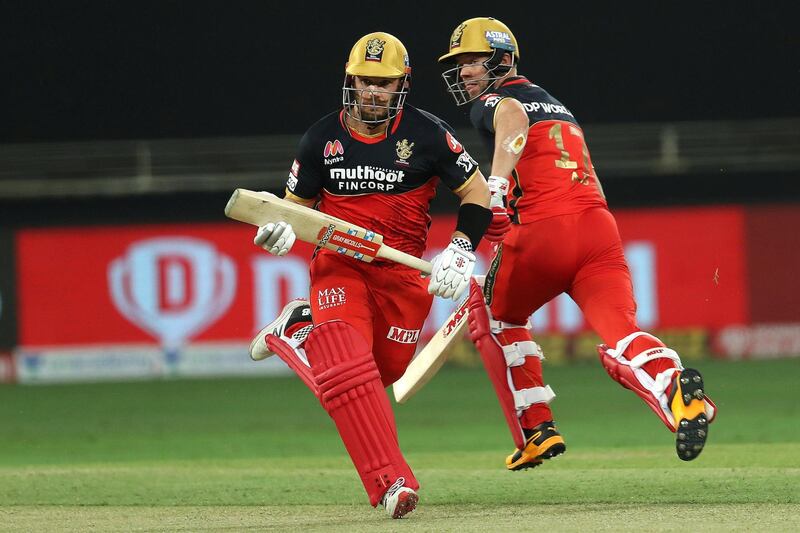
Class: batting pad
265,334,318,396
467,280,527,450
306,320,418,506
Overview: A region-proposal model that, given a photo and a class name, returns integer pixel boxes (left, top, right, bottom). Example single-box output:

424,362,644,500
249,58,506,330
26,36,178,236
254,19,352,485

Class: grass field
1,358,799,531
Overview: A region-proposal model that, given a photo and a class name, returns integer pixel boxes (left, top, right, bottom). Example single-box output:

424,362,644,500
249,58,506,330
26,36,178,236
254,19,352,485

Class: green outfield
1,358,798,531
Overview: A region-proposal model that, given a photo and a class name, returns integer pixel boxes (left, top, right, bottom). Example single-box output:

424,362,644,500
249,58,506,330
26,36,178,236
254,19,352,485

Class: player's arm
478,98,529,241
428,169,491,301
256,188,320,256
450,169,490,245
453,169,490,206
284,190,317,208
490,98,529,180
256,133,323,255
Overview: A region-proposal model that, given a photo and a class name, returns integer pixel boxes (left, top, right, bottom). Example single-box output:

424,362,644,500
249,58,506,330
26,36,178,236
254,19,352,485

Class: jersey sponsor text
330,166,405,192
318,287,346,310
523,101,574,116
387,326,420,344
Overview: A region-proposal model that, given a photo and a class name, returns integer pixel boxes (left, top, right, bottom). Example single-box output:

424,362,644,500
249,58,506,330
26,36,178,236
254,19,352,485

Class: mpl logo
108,237,236,349
387,326,420,344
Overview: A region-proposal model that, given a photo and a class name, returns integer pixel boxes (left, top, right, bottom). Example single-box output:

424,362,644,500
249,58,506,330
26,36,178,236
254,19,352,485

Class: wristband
451,237,473,252
487,175,510,196
455,202,492,250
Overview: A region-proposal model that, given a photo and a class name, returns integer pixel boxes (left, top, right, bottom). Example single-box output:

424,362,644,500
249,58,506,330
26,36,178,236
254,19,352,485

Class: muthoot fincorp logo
329,166,404,192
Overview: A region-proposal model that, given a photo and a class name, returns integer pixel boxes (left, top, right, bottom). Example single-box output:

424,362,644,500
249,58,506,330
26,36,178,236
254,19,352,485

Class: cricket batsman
437,17,717,469
247,31,498,518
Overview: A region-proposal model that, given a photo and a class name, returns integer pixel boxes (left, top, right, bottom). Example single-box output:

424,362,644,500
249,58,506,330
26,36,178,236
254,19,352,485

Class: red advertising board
15,206,750,348
15,222,465,347
613,206,748,329
744,205,800,323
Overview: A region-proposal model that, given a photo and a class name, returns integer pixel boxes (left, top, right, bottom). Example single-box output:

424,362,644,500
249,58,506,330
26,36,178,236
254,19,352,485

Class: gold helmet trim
438,17,519,63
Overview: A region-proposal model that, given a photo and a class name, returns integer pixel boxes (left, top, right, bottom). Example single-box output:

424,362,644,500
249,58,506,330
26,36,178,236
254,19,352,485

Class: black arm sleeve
455,203,492,250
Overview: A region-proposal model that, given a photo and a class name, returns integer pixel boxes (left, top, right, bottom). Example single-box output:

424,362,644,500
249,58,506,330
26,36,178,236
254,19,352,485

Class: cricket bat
392,275,484,403
225,189,432,275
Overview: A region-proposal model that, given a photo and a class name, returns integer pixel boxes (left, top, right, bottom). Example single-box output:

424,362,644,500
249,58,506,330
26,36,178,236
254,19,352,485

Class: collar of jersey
338,109,404,144
500,76,531,88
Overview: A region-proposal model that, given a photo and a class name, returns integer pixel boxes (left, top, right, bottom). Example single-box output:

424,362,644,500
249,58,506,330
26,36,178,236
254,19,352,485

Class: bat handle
377,246,433,275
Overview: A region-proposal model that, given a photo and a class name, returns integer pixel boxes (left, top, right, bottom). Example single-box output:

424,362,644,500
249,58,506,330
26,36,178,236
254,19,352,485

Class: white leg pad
491,318,555,417
502,340,544,367
605,332,683,368
604,331,684,427
513,384,555,413
490,318,531,333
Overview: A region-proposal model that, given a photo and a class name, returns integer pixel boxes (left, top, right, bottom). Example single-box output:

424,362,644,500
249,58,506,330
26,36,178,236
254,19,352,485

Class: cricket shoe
249,299,313,361
380,477,418,519
598,344,717,459
669,368,710,461
506,421,566,471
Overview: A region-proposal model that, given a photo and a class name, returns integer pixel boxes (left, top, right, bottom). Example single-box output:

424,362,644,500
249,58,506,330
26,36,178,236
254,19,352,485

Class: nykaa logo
387,326,420,344
324,140,344,158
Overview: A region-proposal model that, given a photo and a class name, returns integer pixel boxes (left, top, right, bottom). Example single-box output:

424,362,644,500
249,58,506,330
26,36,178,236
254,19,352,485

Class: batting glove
254,221,296,256
484,175,511,243
428,238,476,300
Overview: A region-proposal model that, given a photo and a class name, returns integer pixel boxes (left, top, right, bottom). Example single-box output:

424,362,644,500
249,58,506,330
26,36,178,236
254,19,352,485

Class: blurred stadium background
0,2,798,530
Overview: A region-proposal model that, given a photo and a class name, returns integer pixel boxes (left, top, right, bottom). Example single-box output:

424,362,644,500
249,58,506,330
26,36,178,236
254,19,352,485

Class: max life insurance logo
108,237,236,349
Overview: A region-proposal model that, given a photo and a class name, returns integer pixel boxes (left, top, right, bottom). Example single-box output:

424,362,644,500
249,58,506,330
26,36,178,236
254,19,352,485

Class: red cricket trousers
310,250,434,386
488,207,640,345
486,207,667,428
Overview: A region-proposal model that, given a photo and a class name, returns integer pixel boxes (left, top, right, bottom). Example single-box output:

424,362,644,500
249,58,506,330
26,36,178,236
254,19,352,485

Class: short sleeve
432,126,480,192
285,131,324,200
470,94,506,133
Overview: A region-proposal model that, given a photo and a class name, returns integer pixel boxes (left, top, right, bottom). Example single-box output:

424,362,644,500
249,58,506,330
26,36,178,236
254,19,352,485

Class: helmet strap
484,48,514,79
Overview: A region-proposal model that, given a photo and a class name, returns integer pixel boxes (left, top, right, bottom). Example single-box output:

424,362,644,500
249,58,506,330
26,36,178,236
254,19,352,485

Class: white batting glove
254,221,296,256
428,239,476,300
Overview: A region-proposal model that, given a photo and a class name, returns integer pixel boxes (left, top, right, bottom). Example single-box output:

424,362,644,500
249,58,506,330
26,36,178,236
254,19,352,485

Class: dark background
0,230,16,349
1,1,797,143
0,1,797,227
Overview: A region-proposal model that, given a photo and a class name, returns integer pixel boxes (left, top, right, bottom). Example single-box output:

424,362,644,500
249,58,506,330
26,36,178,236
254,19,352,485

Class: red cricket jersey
470,77,607,224
284,105,480,257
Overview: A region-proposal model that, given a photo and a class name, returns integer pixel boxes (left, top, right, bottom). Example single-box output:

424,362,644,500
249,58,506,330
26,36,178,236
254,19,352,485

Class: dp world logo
108,237,236,348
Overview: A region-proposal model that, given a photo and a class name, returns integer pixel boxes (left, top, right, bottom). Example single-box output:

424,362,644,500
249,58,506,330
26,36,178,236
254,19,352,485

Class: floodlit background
0,2,798,530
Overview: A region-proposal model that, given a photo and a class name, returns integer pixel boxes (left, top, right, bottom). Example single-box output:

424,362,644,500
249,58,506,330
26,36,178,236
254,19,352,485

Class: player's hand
485,205,511,242
428,239,476,300
254,221,296,256
484,175,511,242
